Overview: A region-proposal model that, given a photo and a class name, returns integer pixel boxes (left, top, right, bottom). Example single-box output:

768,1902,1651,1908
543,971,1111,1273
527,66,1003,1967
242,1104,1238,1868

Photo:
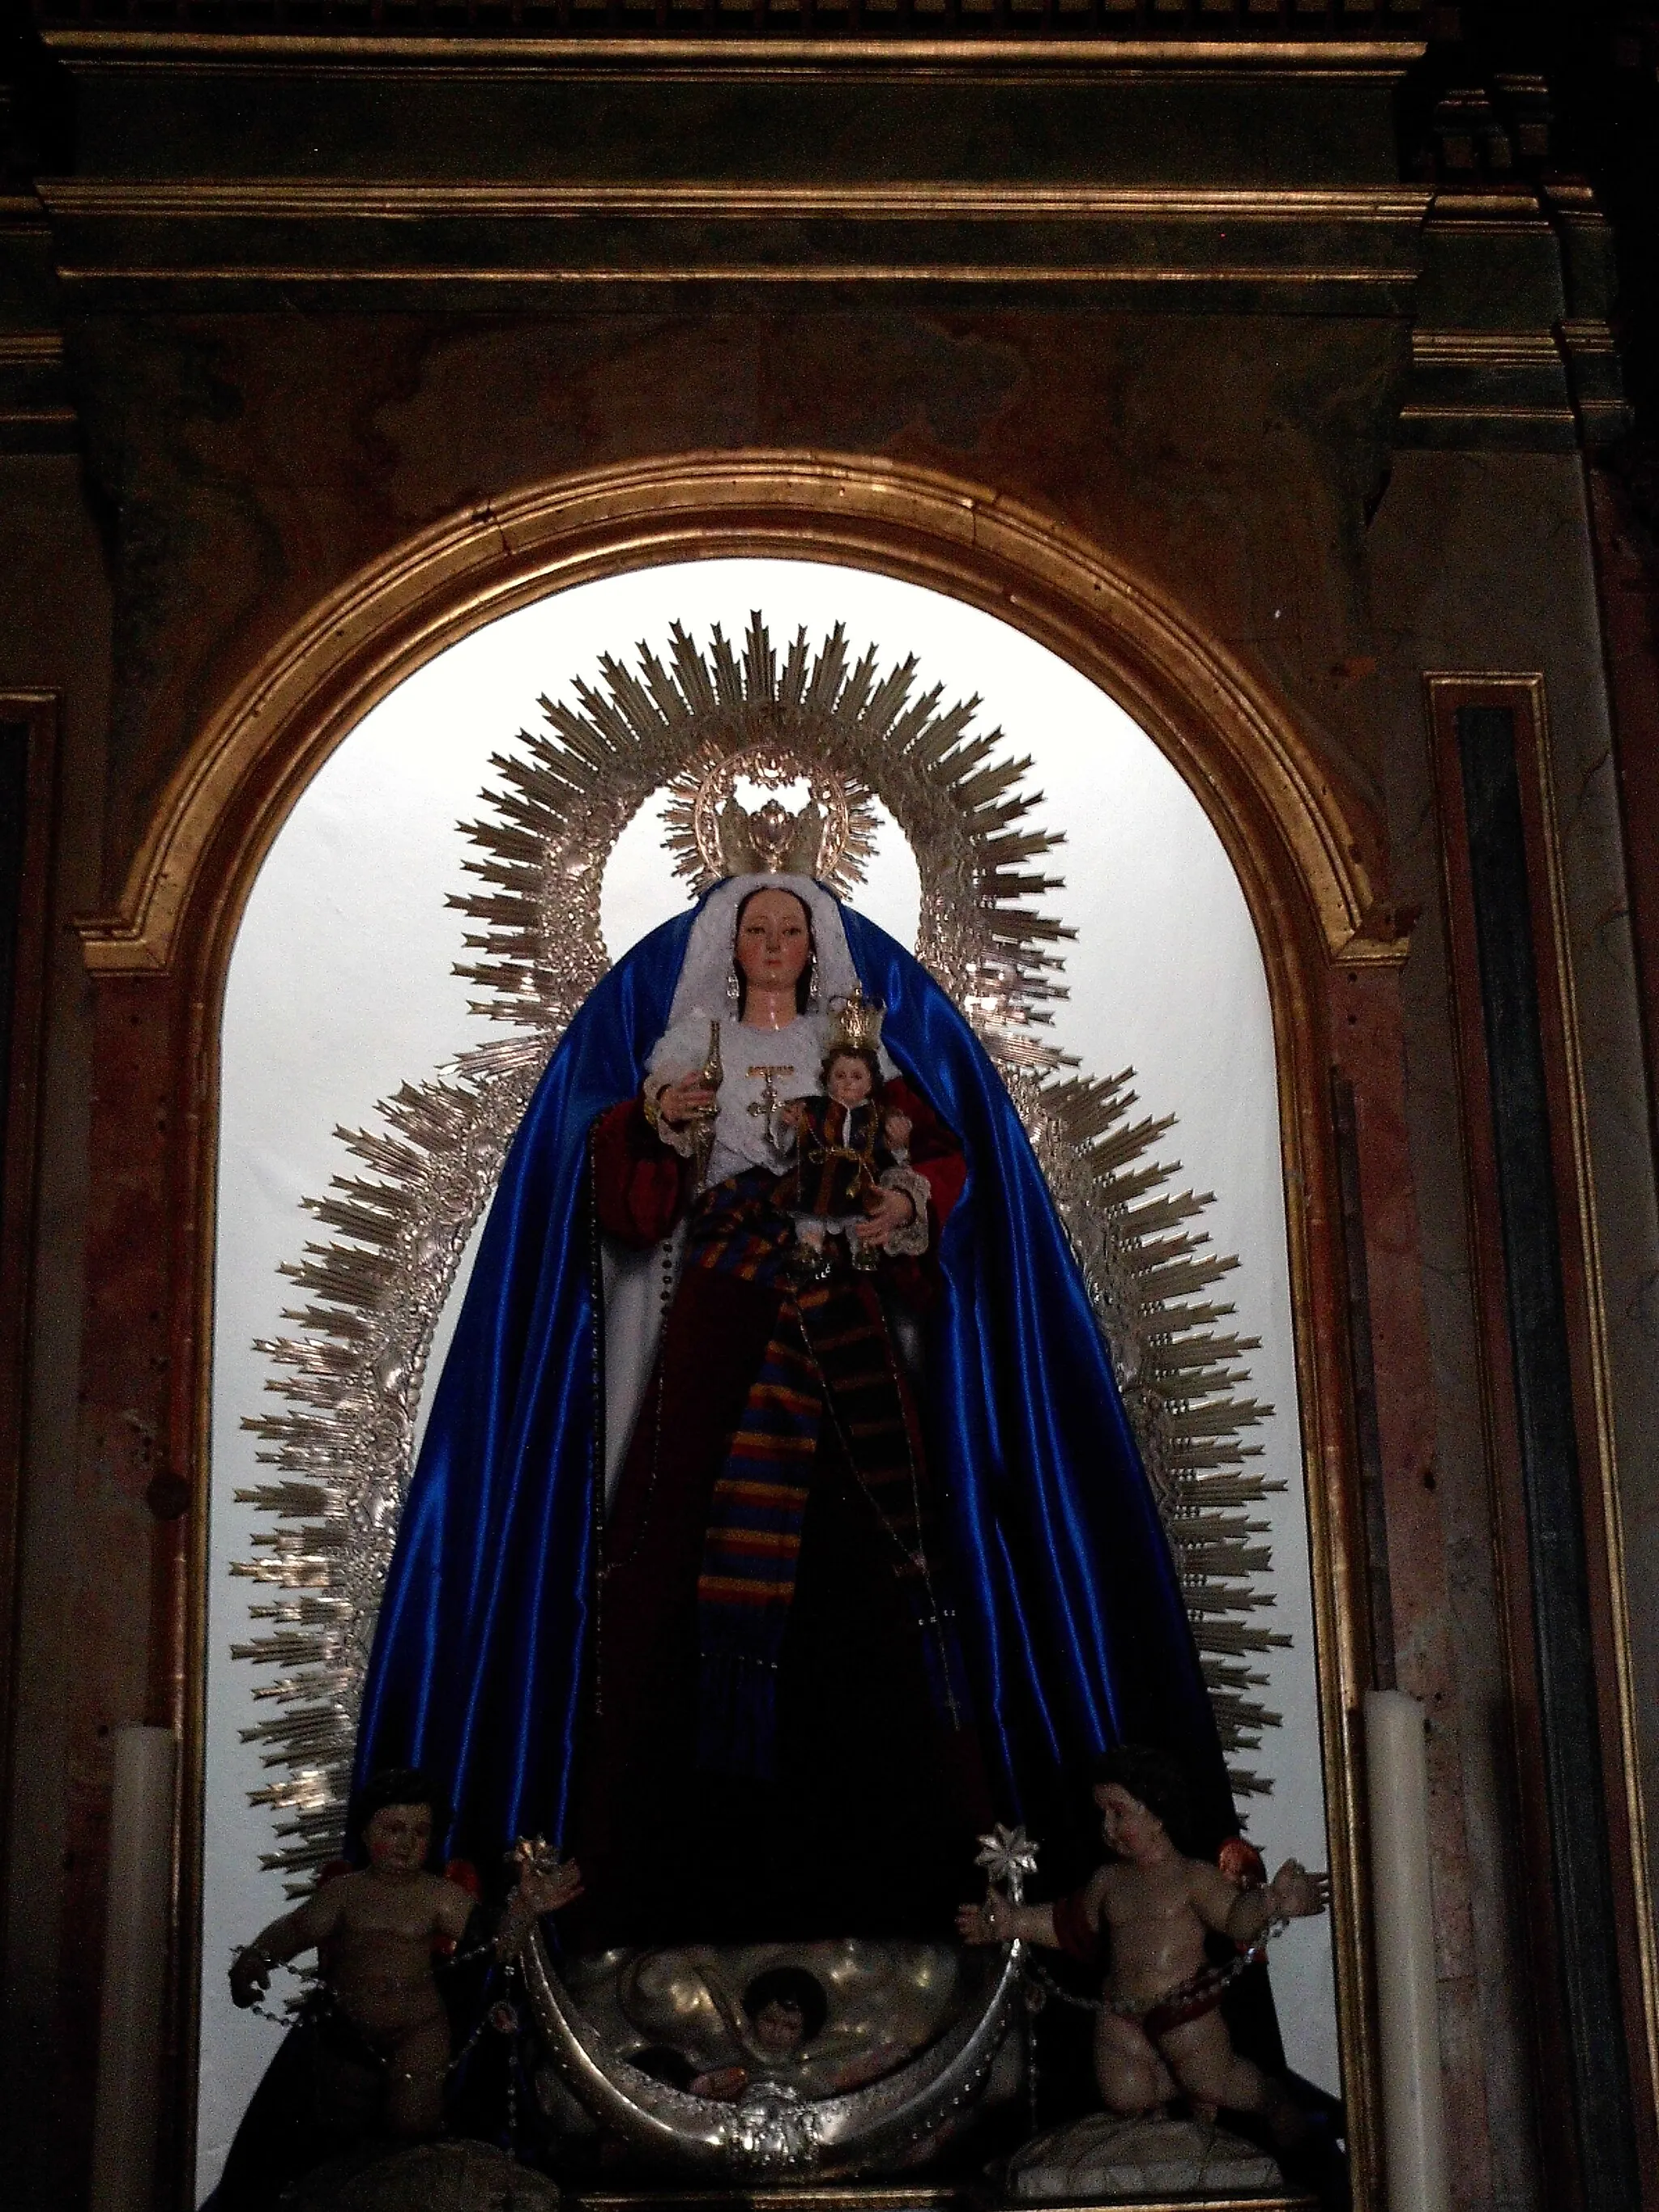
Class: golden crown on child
825,982,885,1055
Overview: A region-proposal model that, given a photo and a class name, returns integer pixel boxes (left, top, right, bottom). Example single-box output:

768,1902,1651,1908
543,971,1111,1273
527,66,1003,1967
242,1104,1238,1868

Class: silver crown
667,742,876,893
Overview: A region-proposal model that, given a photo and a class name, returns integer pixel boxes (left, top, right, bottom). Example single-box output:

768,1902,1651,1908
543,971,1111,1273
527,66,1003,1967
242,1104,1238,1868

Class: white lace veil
666,874,863,1025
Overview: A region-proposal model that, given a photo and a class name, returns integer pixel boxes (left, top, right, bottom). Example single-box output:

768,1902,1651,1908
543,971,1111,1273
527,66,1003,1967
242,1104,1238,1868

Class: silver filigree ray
232,616,1286,1890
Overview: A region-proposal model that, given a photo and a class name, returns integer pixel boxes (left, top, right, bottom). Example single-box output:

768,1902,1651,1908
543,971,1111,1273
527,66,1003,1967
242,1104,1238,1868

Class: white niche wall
200,557,1337,2198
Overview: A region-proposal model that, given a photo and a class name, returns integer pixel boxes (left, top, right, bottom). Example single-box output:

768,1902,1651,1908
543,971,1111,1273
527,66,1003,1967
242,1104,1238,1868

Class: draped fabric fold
353,891,1234,1875
354,911,693,1869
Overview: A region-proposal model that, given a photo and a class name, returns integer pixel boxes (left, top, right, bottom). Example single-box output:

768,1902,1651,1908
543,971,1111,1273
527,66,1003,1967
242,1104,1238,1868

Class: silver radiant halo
232,614,1284,1894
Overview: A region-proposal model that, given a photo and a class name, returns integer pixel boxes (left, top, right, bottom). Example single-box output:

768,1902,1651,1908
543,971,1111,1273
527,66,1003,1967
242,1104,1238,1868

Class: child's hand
689,2065,748,2101
883,1111,912,1149
497,1853,584,1963
855,1187,915,1249
1267,1859,1328,1920
781,1100,805,1130
229,1946,273,2008
517,1855,584,1918
956,1894,1012,1945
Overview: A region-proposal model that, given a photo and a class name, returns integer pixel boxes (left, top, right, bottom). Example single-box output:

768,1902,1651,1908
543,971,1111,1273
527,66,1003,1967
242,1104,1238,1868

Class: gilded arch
79,450,1395,987
87,448,1388,2198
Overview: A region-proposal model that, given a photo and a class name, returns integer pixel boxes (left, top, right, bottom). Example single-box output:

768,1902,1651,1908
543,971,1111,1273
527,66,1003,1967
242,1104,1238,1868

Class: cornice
1397,402,1576,428
38,177,1428,298
1410,328,1563,368
0,334,65,366
36,178,1434,223
45,176,1434,222
1423,190,1555,237
1559,318,1618,356
54,262,1416,292
41,29,1426,79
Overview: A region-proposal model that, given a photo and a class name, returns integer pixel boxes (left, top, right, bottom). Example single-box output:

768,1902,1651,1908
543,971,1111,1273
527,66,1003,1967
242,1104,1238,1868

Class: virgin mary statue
353,862,1235,1940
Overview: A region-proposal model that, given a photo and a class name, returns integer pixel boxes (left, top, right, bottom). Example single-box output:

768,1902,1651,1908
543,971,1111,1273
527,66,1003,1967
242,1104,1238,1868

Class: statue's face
1093,1782,1166,1863
826,1055,872,1108
753,1997,807,2054
736,888,811,994
363,1800,433,1873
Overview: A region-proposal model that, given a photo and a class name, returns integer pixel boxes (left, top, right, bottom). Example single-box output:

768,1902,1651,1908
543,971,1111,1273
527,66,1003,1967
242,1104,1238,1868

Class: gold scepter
689,1019,723,1190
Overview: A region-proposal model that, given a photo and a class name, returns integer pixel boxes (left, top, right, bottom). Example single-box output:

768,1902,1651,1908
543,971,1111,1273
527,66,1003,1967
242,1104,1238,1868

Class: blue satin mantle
353,893,1232,1867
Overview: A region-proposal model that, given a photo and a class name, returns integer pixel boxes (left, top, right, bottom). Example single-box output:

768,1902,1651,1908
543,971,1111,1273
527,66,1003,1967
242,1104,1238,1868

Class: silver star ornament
975,1823,1040,1903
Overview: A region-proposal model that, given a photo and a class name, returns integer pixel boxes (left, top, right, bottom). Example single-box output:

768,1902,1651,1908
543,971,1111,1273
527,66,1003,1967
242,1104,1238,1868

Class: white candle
1364,1690,1449,2212
90,1724,177,2212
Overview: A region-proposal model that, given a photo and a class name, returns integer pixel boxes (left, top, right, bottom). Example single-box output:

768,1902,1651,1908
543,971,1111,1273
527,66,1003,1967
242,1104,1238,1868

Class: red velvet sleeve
591,1098,688,1248
1052,1884,1104,1965
883,1076,966,1229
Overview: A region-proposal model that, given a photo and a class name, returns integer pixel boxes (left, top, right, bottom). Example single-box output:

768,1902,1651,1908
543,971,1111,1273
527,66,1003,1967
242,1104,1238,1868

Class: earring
727,965,741,1012
806,956,820,1010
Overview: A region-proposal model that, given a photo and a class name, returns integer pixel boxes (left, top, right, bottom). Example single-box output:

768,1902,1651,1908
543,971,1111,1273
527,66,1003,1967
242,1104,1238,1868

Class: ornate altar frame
77,449,1406,2210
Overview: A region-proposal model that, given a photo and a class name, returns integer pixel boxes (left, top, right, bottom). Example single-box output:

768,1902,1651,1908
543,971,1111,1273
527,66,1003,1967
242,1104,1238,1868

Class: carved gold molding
0,333,65,366
41,178,1427,296
42,29,1426,74
1410,329,1563,368
1559,318,1619,356
59,262,1415,292
38,180,1433,223
126,449,1384,2201
76,450,1391,982
1397,403,1576,427
1422,201,1554,238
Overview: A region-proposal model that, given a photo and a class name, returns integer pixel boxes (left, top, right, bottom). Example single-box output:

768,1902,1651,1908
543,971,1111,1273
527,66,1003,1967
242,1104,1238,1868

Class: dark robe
568,1076,987,1943
354,899,1239,1912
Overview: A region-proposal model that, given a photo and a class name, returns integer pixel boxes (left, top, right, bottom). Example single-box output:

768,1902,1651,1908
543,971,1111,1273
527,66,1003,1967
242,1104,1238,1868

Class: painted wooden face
735,888,812,994
825,1053,874,1108
362,1800,433,1873
752,1998,807,2054
1093,1781,1166,1861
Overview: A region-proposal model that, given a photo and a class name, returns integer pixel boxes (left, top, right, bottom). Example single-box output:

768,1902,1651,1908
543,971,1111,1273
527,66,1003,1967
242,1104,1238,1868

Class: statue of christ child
777,1012,923,1278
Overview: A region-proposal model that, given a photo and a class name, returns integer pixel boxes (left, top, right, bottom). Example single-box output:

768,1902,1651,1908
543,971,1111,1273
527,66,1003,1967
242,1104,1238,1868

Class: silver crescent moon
519,1933,1027,2178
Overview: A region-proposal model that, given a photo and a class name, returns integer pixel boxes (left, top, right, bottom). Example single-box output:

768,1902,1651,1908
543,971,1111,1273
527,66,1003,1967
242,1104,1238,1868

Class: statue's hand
855,1186,915,1249
1268,1859,1329,1920
229,1946,273,2008
657,1074,716,1128
516,1856,585,1918
690,2065,748,2102
956,1894,1009,1945
496,1856,584,1963
883,1111,912,1149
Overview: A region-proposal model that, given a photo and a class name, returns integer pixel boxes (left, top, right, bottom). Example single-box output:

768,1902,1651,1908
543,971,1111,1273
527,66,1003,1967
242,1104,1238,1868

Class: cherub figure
957,1746,1327,2147
778,1043,921,1275
228,1769,582,2140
